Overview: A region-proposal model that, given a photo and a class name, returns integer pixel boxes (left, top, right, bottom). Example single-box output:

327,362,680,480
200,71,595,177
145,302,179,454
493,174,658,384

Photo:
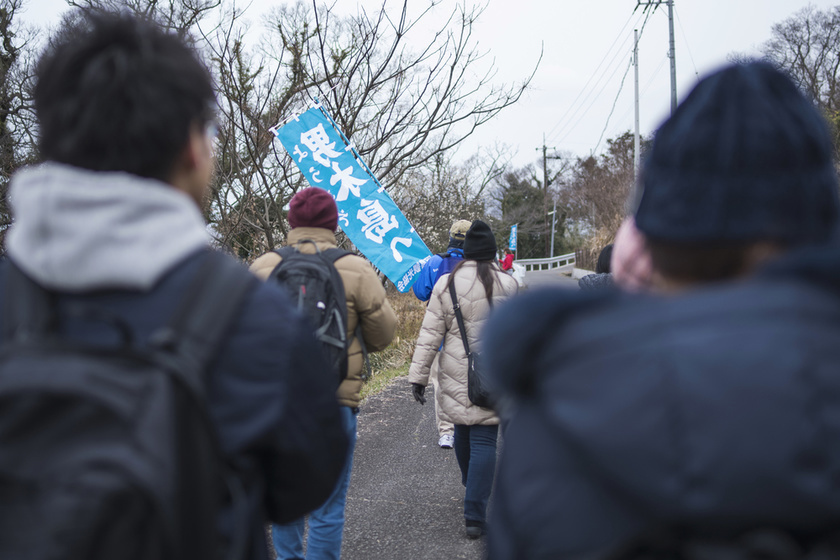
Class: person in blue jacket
413,220,472,301
484,62,840,559
0,12,348,560
413,219,471,448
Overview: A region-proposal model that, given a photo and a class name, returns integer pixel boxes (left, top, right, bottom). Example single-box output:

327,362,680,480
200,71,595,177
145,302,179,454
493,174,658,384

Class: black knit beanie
464,220,497,261
635,62,839,245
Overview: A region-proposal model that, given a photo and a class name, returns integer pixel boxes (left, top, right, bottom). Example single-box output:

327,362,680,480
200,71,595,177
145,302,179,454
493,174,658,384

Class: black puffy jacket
485,246,840,560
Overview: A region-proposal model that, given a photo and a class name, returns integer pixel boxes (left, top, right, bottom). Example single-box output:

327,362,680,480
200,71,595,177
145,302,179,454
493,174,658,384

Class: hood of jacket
6,162,209,292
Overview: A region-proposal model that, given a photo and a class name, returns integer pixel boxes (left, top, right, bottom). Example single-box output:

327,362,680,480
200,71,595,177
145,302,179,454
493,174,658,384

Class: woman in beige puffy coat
409,220,518,539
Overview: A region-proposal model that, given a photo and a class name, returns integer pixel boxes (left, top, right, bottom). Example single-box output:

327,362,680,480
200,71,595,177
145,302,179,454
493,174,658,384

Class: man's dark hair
34,11,216,181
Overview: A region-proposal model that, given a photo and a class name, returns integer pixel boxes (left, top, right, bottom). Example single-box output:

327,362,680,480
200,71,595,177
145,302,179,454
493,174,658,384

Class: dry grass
577,227,619,272
361,289,427,400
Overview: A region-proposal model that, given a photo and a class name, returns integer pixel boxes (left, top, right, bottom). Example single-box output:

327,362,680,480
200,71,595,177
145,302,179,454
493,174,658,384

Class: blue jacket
484,246,840,559
412,247,464,302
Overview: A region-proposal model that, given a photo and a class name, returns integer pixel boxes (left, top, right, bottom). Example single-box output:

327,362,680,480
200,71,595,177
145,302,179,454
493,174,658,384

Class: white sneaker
438,434,454,449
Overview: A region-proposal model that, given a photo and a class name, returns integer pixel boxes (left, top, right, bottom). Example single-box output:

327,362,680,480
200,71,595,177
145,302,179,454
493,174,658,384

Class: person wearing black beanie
615,62,840,292
408,219,518,540
463,220,498,261
483,62,840,560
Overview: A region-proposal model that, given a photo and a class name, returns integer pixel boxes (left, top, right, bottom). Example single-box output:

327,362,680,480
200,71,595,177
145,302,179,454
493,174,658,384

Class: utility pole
539,138,550,258
538,138,565,258
667,0,677,114
549,199,557,258
633,28,641,177
636,0,677,115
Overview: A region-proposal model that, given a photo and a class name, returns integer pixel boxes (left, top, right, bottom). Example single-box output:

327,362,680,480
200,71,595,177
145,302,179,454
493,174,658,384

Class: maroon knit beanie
288,187,338,231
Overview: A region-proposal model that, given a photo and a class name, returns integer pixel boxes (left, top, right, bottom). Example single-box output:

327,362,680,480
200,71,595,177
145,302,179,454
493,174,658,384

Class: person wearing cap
250,187,397,560
412,219,472,448
412,219,472,301
483,62,840,559
408,220,518,540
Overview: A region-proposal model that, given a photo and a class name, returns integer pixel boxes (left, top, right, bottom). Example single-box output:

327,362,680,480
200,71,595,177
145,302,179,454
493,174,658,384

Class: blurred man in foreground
485,62,840,559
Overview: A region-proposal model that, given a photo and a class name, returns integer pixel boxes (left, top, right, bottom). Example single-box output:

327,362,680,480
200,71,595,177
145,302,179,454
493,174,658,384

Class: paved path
339,269,578,559
342,379,488,560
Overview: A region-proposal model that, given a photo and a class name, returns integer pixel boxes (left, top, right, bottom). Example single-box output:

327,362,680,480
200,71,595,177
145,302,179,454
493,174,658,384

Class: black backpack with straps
270,240,369,384
0,251,254,560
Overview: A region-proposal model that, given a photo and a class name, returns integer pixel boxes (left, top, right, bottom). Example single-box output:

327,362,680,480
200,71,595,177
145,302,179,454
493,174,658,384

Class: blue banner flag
509,224,518,251
271,104,432,292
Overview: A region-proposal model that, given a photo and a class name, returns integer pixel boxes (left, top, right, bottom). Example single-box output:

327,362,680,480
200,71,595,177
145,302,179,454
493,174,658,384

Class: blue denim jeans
453,423,498,525
272,406,358,560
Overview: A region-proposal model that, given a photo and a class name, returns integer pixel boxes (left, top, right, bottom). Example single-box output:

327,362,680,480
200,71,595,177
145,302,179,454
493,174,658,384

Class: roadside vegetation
362,289,426,401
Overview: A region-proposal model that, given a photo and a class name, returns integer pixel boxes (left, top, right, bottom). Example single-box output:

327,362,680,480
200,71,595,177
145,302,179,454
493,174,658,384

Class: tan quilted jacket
408,261,518,425
249,227,397,408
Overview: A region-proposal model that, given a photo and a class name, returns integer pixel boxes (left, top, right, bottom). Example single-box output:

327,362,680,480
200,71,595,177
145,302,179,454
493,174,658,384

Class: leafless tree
395,147,506,254
201,0,538,260
761,5,840,113
0,0,38,250
67,0,221,34
564,131,641,238
3,0,538,263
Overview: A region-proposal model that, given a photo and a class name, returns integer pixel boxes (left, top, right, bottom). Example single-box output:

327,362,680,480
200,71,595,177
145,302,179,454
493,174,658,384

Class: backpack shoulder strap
155,250,255,560
320,248,372,382
321,248,352,265
448,280,472,357
4,261,55,341
272,245,297,263
157,251,257,385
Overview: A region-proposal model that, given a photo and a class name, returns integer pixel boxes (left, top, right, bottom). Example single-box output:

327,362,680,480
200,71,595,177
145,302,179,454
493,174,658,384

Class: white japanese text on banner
272,106,432,292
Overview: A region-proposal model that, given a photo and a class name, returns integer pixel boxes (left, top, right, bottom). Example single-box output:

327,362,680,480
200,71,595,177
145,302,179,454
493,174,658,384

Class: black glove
411,383,426,405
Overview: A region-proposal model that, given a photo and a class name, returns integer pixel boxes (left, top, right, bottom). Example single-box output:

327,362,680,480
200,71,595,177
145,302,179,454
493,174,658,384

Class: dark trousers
454,423,498,524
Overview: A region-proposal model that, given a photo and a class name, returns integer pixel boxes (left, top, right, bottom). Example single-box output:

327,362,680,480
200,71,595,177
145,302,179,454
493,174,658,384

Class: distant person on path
499,247,514,272
578,243,614,291
250,187,397,560
0,12,348,560
409,220,518,539
412,219,472,448
484,62,840,559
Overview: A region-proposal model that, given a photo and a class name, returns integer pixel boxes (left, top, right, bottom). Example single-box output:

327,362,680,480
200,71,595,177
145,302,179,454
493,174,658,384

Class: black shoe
465,520,484,539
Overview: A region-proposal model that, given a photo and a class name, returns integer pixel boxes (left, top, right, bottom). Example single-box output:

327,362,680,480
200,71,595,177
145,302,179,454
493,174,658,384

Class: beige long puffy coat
250,227,397,408
409,261,518,426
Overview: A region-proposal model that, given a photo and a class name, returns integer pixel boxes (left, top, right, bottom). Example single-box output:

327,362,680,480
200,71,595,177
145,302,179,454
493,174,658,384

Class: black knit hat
464,220,497,261
635,62,839,245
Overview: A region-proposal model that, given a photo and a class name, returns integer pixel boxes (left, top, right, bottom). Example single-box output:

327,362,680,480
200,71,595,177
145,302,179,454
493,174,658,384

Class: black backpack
0,251,255,560
270,241,368,384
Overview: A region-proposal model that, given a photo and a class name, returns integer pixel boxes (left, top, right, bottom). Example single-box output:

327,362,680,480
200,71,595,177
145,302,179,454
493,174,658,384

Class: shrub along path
342,377,488,560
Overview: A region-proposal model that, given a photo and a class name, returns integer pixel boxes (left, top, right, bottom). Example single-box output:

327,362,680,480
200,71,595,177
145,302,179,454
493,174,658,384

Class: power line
613,54,667,134
674,8,699,79
553,50,632,146
548,28,641,146
544,9,645,143
557,6,656,151
593,58,633,153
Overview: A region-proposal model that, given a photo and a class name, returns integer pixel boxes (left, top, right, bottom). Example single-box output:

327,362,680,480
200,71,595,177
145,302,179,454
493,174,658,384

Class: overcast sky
18,0,840,168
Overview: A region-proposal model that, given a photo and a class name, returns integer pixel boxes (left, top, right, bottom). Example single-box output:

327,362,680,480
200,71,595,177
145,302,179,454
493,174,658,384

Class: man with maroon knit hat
250,186,397,560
